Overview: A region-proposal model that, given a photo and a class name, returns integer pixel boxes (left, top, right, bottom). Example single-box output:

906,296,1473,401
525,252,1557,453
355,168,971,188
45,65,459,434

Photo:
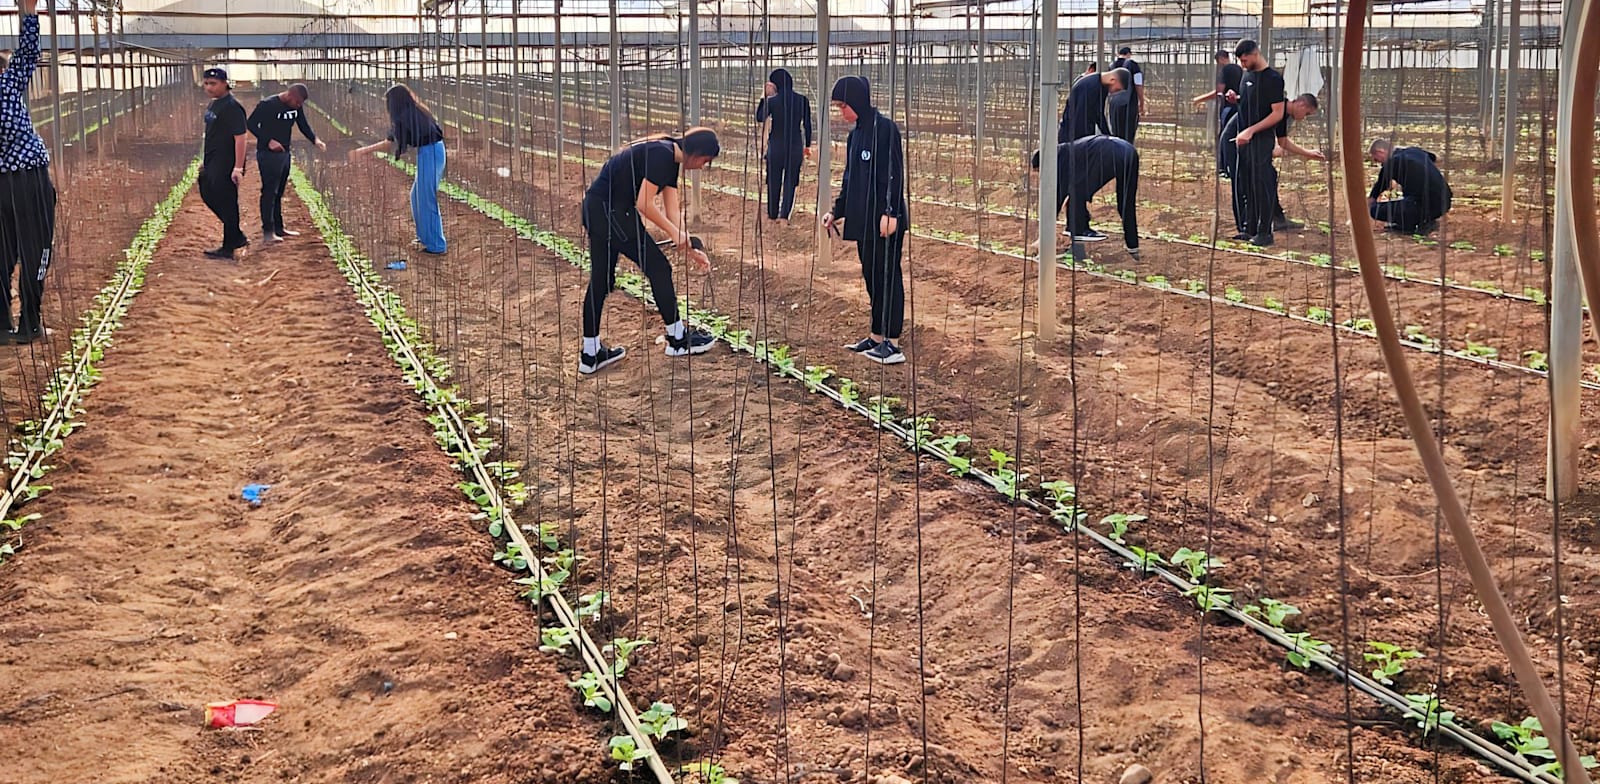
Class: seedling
577,591,609,622
1283,631,1332,669
514,567,570,603
1144,274,1171,290
1364,641,1422,685
1402,693,1453,736
1491,716,1600,775
1523,350,1549,372
1493,243,1515,257
1224,286,1245,303
867,395,900,424
569,671,614,712
493,543,528,570
987,448,1029,501
1309,253,1333,268
637,701,689,740
838,378,860,406
1124,546,1165,573
1464,341,1499,360
605,636,654,677
803,364,834,392
540,625,577,654
929,432,970,455
1306,306,1333,324
1183,278,1206,294
1468,280,1505,295
1449,240,1477,251
1404,325,1438,349
1169,547,1222,584
1099,512,1146,544
608,735,651,771
1040,480,1085,527
1523,287,1548,305
1183,584,1232,613
1242,598,1301,629
1263,296,1286,314
1345,317,1376,333
680,762,740,784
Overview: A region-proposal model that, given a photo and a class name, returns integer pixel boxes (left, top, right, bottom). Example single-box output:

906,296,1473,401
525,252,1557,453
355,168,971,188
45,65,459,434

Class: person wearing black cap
1193,49,1243,176
1366,139,1452,234
349,84,448,254
0,0,54,343
1229,39,1285,247
248,83,327,244
821,76,909,367
1060,67,1131,143
1030,137,1141,258
755,68,813,224
199,66,249,259
573,128,721,375
1108,46,1145,143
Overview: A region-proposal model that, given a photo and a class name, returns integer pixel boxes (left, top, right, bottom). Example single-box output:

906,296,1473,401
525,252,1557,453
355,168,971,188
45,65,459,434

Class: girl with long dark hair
755,68,812,224
578,129,720,375
350,84,448,254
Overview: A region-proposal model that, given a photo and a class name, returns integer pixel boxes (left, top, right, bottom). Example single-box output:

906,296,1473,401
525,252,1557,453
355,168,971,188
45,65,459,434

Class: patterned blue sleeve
2,15,41,98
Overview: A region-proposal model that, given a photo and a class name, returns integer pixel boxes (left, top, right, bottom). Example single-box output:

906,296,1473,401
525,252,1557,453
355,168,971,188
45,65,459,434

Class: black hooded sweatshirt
827,76,907,241
755,68,813,151
1369,146,1451,212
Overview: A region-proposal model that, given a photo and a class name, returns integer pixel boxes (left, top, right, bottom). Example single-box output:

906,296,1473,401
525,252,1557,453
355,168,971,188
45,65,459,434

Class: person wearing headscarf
821,76,908,366
755,68,813,224
0,0,56,341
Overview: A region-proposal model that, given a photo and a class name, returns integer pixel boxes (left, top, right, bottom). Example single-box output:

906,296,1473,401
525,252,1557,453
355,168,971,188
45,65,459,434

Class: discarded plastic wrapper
385,260,407,271
240,484,270,506
205,699,278,728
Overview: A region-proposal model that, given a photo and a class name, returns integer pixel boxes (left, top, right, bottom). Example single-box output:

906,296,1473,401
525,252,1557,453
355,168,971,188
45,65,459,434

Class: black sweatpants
857,230,905,340
1067,169,1140,249
0,167,55,334
257,149,291,235
199,163,247,249
581,197,679,338
1234,141,1278,238
1371,197,1444,233
1109,92,1139,143
766,145,803,220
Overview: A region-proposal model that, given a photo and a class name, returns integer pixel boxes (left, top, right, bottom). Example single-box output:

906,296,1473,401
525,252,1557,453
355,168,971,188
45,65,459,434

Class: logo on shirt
860,150,871,161
279,109,299,121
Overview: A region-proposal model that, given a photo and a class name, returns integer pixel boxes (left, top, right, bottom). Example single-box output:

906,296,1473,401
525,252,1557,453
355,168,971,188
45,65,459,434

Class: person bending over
199,67,248,260
1030,136,1141,258
1229,38,1285,248
575,129,720,375
248,82,327,244
0,0,53,342
755,68,813,224
822,76,909,367
1060,67,1131,143
1108,46,1146,144
349,85,448,254
1245,93,1325,236
1367,139,1452,235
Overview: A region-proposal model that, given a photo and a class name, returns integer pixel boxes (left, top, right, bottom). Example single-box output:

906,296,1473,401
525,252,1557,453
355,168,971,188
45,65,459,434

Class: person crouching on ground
1366,138,1452,235
575,129,720,375
821,76,909,367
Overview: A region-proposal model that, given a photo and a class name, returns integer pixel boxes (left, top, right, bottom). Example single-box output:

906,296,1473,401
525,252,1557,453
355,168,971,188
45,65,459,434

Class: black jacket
830,106,907,241
1045,135,1138,215
755,68,813,151
1370,146,1452,212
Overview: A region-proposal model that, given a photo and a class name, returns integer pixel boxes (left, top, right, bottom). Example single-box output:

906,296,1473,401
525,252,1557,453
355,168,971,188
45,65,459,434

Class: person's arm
348,139,390,161
1191,86,1223,107
636,179,683,243
296,110,327,151
802,96,814,156
880,122,905,237
755,96,770,124
1369,161,1392,201
1,3,41,99
824,135,850,231
246,102,277,150
229,104,247,184
1135,80,1146,117
1279,136,1325,161
1236,100,1284,146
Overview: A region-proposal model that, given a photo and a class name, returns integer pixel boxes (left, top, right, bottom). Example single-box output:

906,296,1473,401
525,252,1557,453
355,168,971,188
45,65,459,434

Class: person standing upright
248,83,327,243
199,67,248,260
349,85,448,255
1059,67,1130,143
0,0,55,342
1229,39,1285,247
1193,49,1243,176
1108,46,1146,143
755,68,813,224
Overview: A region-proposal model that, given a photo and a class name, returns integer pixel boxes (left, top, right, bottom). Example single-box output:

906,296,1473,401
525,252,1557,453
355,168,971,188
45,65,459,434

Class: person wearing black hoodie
821,76,908,367
755,68,813,223
1030,136,1141,257
1366,139,1452,234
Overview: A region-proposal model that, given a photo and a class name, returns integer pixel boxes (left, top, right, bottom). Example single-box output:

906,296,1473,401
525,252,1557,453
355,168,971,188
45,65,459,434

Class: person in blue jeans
350,85,447,254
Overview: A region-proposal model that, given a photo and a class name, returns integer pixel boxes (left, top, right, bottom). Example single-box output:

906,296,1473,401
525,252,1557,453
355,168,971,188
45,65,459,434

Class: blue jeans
411,141,447,252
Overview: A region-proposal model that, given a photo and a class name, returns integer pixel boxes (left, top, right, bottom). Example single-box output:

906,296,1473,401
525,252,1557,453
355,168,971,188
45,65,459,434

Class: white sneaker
263,232,284,244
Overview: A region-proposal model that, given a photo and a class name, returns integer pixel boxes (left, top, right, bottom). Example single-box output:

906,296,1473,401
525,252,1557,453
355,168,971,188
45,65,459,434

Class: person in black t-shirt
199,67,249,260
248,83,327,244
1193,50,1243,175
350,85,448,254
1060,67,1131,143
1228,39,1285,247
1108,46,1145,143
755,68,813,224
575,129,721,375
1366,139,1453,234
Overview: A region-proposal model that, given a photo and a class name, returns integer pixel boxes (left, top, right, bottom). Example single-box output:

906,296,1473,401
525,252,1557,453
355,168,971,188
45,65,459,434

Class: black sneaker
664,328,716,357
578,344,626,375
277,228,301,237
1230,232,1251,241
844,337,879,353
864,341,906,365
11,325,43,344
1249,232,1275,248
1272,217,1304,232
204,247,235,260
1073,230,1107,243
1416,219,1440,235
1126,245,1142,260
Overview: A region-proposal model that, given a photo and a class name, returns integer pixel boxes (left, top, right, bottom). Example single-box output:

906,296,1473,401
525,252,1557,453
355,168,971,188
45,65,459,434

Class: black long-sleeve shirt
755,91,813,150
247,95,318,150
1369,146,1451,211
1044,136,1139,216
829,106,907,242
1059,73,1110,142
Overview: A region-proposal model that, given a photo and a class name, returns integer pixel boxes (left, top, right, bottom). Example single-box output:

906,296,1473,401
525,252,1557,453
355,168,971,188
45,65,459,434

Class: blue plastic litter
241,484,271,506
385,260,407,271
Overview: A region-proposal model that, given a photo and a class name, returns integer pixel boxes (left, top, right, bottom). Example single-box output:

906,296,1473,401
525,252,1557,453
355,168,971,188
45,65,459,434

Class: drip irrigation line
394,149,1578,784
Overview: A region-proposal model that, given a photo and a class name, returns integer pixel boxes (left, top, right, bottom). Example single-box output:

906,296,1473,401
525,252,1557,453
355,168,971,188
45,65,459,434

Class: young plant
838,378,860,406
1040,480,1085,527
1305,306,1333,324
1263,296,1286,314
1224,286,1245,303
1283,632,1332,669
637,701,689,740
803,364,834,393
1464,341,1499,360
1364,641,1423,686
605,636,654,677
577,590,609,622
1524,286,1548,305
1493,243,1515,257
1523,350,1549,371
929,432,970,455
568,671,614,712
1404,325,1439,349
679,762,740,784
1124,546,1166,573
1490,716,1600,775
1099,512,1146,544
1169,547,1222,584
1183,584,1233,613
608,735,651,771
987,448,1028,501
1309,253,1333,268
1402,693,1453,737
1144,274,1171,290
540,625,577,654
1242,598,1301,629
493,542,528,570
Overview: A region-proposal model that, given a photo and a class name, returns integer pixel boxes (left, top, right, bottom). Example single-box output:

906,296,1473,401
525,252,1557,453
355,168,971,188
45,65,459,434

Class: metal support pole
92,7,106,160
689,0,701,226
815,0,831,261
46,1,63,175
72,3,82,158
1498,0,1521,224
554,0,564,168
1038,0,1059,344
1095,0,1105,68
1260,0,1273,60
609,0,621,149
480,0,491,156
1548,0,1583,501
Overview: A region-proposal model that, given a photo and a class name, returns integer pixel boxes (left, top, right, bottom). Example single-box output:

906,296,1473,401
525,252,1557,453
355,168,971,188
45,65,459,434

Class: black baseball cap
1118,45,1132,55
202,67,229,83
